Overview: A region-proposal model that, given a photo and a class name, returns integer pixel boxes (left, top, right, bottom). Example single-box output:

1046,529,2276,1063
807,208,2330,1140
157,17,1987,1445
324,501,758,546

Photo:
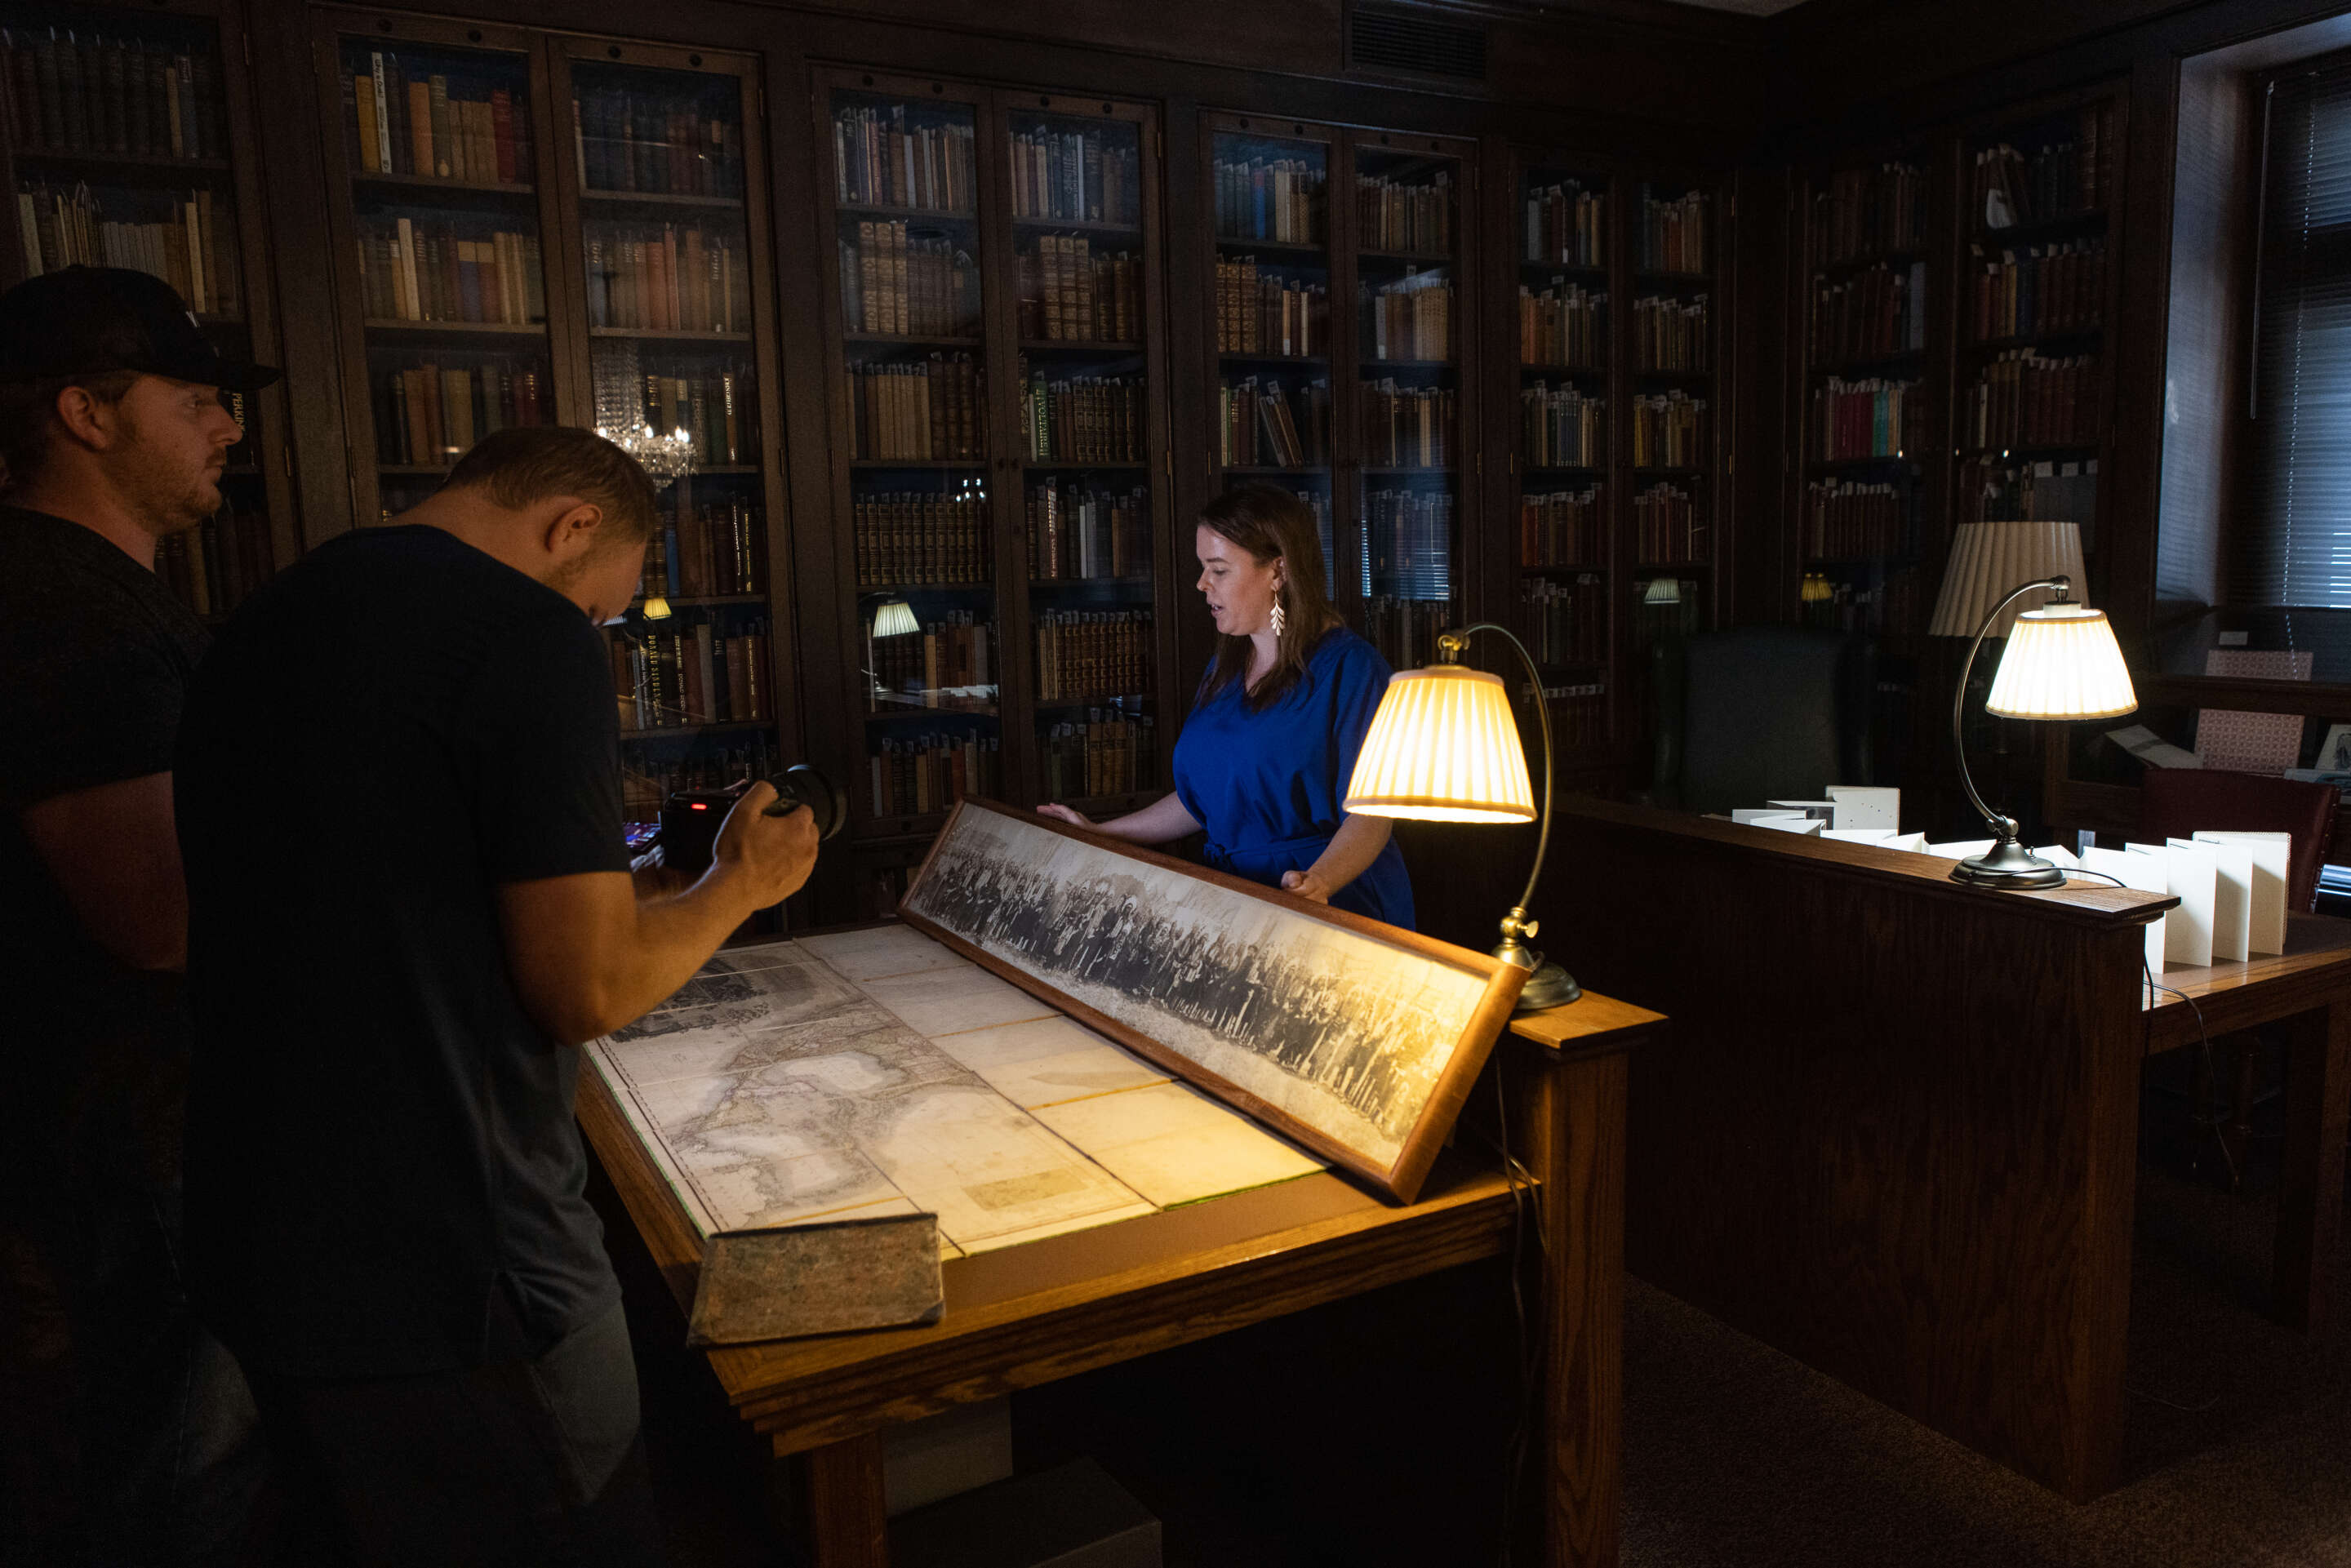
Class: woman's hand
1036,802,1095,829
1281,868,1334,904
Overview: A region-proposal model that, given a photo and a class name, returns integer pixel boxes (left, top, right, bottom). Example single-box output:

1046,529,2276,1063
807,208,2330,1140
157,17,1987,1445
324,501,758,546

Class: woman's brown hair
1198,482,1341,711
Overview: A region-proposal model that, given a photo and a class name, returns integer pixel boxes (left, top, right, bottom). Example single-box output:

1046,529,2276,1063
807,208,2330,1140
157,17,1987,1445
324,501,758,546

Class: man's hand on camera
712,780,820,908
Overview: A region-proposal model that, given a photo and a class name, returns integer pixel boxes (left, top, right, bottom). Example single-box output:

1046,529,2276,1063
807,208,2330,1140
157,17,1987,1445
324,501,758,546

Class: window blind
2242,60,2351,607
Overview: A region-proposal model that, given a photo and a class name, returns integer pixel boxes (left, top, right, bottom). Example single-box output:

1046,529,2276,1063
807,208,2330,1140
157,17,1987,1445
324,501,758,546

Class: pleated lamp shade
1984,605,2139,720
872,598,920,638
1344,665,1537,824
1926,520,2089,638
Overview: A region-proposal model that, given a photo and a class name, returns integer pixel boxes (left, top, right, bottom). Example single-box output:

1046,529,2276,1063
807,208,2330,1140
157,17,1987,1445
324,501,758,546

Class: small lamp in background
642,593,673,621
865,597,920,705
1946,575,2137,887
1345,624,1579,1011
1642,576,1681,606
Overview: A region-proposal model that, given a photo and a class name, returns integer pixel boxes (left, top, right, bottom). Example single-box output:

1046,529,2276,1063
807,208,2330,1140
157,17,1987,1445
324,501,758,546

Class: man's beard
115,411,221,534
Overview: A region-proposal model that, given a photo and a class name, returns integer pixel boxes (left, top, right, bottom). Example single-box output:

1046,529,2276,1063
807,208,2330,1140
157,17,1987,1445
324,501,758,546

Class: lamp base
1513,959,1581,1011
1949,837,2067,890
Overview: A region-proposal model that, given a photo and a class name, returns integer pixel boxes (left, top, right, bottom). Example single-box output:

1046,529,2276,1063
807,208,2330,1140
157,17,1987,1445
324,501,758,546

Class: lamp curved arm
1438,622,1553,921
1952,575,2069,837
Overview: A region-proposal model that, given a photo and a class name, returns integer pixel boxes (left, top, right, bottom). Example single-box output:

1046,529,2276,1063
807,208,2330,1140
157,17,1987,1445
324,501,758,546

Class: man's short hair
0,369,142,489
443,426,661,545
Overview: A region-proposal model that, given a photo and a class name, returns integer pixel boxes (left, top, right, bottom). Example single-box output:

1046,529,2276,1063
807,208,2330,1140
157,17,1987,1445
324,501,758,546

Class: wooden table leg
1511,1042,1628,1568
800,1432,890,1568
2275,999,2350,1335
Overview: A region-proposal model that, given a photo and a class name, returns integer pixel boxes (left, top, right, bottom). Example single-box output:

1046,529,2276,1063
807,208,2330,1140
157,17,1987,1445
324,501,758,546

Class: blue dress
1171,626,1416,930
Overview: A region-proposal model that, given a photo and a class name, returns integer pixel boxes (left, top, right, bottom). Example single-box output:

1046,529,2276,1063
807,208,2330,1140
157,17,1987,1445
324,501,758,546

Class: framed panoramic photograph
896,798,1529,1202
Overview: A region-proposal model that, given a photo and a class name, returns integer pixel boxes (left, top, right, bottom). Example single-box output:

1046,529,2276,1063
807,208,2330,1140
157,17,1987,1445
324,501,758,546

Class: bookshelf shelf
1521,259,1607,278
588,326,753,343
1957,442,2100,461
1358,247,1451,265
1633,466,1709,478
1363,464,1452,477
1964,328,2103,354
1034,694,1149,713
1520,563,1604,576
1220,464,1332,476
847,459,987,471
1525,464,1603,476
1633,560,1711,572
1806,456,1918,474
691,465,763,476
1632,366,1713,383
1011,215,1140,238
352,171,535,202
15,148,234,186
1635,269,1712,284
859,580,993,594
1815,247,1927,276
618,720,775,743
864,704,999,723
1360,357,1454,371
362,318,548,337
1219,352,1329,366
836,200,975,223
841,331,981,348
579,189,744,211
1018,338,1144,353
1031,575,1153,590
1213,233,1324,257
1021,460,1148,471
1814,349,1924,377
1973,211,2107,246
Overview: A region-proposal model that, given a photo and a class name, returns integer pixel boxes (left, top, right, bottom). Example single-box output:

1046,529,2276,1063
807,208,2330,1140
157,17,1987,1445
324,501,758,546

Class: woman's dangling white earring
1269,589,1287,639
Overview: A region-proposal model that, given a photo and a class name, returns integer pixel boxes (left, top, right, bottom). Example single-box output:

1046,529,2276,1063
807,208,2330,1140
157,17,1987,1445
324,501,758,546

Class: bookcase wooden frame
1198,109,1484,652
0,0,300,584
810,65,1176,864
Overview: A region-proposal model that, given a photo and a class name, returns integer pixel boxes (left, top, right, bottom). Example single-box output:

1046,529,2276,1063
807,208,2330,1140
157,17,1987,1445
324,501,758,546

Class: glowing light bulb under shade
1984,604,2138,720
1344,664,1537,824
872,598,920,638
1642,577,1682,606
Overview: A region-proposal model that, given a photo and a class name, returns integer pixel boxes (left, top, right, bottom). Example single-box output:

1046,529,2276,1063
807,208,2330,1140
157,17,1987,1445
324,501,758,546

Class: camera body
654,764,848,876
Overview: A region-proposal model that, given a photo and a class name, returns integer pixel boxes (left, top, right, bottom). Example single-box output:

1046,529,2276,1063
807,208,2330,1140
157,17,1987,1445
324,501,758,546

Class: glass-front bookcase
0,0,296,619
314,16,793,833
816,70,1171,884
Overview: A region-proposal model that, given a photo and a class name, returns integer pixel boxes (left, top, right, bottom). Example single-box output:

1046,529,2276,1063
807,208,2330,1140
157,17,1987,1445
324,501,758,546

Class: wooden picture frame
896,797,1528,1202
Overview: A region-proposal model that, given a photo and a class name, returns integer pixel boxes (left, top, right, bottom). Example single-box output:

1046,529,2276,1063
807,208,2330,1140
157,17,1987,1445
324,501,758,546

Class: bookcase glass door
1355,135,1464,673
1800,157,1931,640
1009,101,1159,817
829,82,1001,834
1515,159,1612,755
1207,120,1334,595
327,25,553,525
1630,180,1716,629
0,5,278,621
563,53,777,821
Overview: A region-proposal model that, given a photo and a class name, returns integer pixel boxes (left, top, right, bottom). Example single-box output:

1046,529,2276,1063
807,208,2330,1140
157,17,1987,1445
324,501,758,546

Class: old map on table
585,924,1326,1259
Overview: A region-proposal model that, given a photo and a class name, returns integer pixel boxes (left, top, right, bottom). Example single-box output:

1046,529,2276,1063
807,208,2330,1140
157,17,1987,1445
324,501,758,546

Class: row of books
620,739,778,822
854,491,988,588
1958,455,2097,526
869,731,999,819
1633,392,1709,469
375,361,547,468
586,224,751,334
1016,238,1139,343
628,367,753,467
1641,192,1708,274
1361,381,1455,469
17,181,237,315
846,355,983,462
1522,575,1606,667
1034,610,1150,702
1212,154,1322,246
833,104,976,214
1019,368,1143,464
1363,273,1451,362
1524,180,1604,268
639,500,767,600
1975,104,2114,229
614,617,772,731
839,221,978,338
158,505,271,620
1802,479,1908,561
1028,482,1146,582
1811,261,1926,362
1358,171,1452,255
1800,567,1919,637
1363,595,1451,674
1536,683,1609,752
1635,481,1708,565
1521,486,1602,569
1040,712,1156,803
1811,163,1926,265
4,29,221,162
1521,384,1605,469
1363,491,1452,603
356,220,540,326
1962,350,2100,451
344,52,532,186
1008,125,1140,226
1215,259,1325,357
1970,238,2103,342
1218,374,1328,469
873,613,992,712
1519,281,1607,370
1811,376,1915,461
1633,295,1710,372
571,87,744,198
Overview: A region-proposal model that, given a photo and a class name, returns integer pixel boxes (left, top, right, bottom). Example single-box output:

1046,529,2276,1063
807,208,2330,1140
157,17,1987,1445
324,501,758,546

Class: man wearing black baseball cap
0,265,278,1565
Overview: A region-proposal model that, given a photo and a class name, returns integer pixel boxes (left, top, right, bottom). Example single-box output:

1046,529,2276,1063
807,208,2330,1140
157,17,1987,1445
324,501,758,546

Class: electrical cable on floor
1471,1059,1543,1568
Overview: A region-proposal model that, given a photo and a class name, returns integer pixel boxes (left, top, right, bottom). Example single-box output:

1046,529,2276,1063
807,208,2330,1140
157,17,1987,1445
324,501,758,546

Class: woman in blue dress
1037,483,1415,930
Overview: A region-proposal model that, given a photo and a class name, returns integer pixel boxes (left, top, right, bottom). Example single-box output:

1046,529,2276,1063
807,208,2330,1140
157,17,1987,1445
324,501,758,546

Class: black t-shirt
0,506,209,1205
176,524,632,1377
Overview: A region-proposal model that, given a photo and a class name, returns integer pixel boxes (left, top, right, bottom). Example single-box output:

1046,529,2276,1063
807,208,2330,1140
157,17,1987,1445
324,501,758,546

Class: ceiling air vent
1349,4,1488,85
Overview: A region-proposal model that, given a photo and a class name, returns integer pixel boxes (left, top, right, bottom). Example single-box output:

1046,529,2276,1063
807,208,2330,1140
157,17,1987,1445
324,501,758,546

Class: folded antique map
586,923,1326,1260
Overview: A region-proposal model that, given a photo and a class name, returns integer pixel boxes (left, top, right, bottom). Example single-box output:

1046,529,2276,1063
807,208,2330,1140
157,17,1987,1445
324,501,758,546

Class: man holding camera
174,424,818,1566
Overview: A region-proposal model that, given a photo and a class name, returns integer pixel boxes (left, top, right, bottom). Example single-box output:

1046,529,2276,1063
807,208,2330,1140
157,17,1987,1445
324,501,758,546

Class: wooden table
2144,911,2351,1335
578,980,1663,1567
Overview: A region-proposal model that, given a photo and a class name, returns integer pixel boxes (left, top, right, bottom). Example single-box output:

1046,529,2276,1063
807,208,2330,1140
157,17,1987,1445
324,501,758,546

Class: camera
654,764,847,876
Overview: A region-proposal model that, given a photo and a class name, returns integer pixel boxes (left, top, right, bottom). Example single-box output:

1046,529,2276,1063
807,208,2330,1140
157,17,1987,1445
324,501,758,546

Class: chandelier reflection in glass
598,421,698,486
591,339,696,488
